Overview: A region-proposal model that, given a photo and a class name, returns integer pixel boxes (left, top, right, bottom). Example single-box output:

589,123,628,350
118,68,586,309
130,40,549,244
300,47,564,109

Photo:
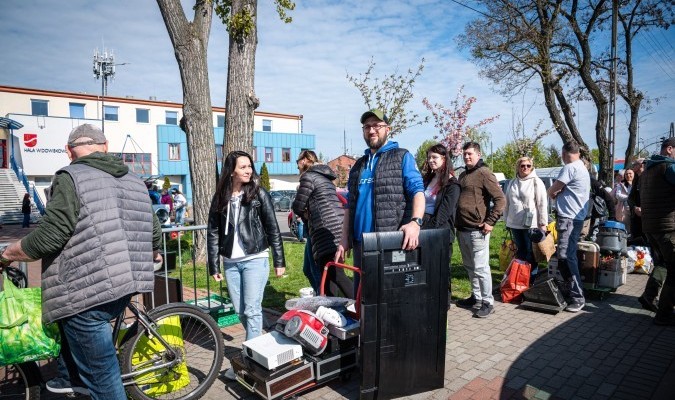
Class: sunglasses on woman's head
520,164,532,168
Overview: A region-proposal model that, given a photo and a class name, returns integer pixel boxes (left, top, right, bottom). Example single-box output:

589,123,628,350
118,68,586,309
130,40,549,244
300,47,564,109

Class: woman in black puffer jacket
293,150,353,298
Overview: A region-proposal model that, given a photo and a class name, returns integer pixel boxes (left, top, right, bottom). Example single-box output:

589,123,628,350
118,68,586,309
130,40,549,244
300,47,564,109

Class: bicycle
0,265,224,400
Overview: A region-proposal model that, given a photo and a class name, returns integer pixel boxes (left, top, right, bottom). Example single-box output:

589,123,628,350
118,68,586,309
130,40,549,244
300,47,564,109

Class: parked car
270,190,293,212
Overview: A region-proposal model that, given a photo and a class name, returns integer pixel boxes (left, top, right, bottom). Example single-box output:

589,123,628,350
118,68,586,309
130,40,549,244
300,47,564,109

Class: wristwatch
410,217,423,227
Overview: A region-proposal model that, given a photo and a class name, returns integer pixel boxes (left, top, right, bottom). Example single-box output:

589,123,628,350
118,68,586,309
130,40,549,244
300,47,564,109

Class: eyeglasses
362,124,388,132
520,164,532,168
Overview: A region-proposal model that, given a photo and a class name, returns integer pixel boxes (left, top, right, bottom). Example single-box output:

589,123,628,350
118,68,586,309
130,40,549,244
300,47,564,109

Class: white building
0,85,313,205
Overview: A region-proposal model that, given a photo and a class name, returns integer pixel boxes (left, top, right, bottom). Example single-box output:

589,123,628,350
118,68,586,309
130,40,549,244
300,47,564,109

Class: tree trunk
157,0,216,261
224,0,259,158
562,1,612,182
624,101,640,167
541,80,576,145
550,82,588,154
619,14,642,168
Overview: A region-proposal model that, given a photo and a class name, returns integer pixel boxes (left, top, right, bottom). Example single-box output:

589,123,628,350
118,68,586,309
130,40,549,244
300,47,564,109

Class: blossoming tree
422,86,499,164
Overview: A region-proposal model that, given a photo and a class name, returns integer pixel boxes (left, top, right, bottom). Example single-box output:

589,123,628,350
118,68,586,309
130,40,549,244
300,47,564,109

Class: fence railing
148,225,226,312
10,156,46,215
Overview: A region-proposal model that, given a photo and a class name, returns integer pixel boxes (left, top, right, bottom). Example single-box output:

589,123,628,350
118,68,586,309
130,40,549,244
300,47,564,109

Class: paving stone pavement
2,225,673,400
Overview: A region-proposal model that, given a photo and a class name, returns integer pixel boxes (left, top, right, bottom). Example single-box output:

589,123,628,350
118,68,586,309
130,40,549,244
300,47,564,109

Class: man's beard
366,135,387,151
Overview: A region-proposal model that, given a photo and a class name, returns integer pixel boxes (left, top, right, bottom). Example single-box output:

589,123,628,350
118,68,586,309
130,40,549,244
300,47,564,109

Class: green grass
168,223,513,312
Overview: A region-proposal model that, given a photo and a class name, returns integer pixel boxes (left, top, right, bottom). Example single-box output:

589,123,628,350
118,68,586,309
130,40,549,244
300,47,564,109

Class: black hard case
305,341,358,384
359,229,450,399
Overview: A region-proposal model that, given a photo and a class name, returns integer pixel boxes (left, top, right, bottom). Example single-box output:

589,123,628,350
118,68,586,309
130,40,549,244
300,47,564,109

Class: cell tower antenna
93,46,127,132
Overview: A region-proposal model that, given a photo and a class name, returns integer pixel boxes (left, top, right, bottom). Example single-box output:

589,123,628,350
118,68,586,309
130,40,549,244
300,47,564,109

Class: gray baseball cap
67,124,107,147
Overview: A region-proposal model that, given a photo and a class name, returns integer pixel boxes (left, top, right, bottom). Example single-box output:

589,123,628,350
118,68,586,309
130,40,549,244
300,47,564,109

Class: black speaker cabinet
142,273,183,309
359,229,450,400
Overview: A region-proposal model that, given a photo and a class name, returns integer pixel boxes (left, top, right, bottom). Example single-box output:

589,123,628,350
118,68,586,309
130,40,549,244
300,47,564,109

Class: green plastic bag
0,272,61,366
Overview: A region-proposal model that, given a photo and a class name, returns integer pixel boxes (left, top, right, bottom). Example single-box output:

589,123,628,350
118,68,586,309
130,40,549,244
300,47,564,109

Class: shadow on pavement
501,292,675,400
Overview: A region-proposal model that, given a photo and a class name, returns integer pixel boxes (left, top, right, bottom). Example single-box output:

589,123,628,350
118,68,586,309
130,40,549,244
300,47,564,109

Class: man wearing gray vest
0,124,161,399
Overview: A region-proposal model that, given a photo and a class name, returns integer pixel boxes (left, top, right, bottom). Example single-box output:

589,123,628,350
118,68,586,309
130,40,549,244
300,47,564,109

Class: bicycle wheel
0,362,42,400
120,303,224,400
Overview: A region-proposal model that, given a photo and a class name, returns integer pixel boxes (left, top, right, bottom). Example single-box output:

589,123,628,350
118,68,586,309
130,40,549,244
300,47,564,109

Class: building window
136,108,149,123
31,99,48,116
217,115,225,128
252,147,257,162
265,147,273,162
216,145,224,164
166,111,178,125
69,103,85,119
282,148,291,162
168,143,181,160
111,153,151,175
104,106,119,121
262,119,272,132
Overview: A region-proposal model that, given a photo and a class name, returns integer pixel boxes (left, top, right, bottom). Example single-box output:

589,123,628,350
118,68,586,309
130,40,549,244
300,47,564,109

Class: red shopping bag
500,259,531,303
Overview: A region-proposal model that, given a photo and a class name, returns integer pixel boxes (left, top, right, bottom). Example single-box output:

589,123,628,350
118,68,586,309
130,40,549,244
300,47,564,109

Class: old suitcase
231,353,314,400
577,241,600,289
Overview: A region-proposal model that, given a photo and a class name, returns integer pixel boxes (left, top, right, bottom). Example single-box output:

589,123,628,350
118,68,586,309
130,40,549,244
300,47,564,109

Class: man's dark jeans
58,294,131,400
556,217,585,303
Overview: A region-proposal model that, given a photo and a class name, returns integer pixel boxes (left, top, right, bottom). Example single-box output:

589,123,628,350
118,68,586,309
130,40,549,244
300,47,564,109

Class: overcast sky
1,0,673,160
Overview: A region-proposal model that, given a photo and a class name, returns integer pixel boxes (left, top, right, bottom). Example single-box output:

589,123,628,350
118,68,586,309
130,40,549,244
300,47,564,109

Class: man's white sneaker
565,301,585,313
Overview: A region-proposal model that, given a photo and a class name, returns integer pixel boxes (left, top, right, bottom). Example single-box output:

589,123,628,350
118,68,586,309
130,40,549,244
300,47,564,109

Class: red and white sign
23,133,38,148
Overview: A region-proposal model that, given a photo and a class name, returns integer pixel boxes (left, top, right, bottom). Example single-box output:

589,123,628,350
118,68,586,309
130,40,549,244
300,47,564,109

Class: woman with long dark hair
421,144,460,304
293,150,353,298
207,151,285,379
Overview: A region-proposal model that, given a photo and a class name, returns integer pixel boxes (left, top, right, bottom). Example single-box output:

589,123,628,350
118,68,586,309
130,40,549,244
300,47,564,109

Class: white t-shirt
224,193,268,263
555,159,590,220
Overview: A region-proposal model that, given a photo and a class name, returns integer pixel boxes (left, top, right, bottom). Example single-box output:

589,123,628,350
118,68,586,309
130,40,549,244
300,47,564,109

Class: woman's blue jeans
175,207,185,225
224,257,270,340
58,294,131,400
22,213,30,228
511,228,538,282
302,237,321,293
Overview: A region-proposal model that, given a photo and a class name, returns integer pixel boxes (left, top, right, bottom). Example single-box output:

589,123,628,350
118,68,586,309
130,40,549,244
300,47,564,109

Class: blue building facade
157,125,315,202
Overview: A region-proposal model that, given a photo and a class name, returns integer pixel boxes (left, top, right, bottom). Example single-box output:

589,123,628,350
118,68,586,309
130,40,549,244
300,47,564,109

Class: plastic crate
186,294,239,328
